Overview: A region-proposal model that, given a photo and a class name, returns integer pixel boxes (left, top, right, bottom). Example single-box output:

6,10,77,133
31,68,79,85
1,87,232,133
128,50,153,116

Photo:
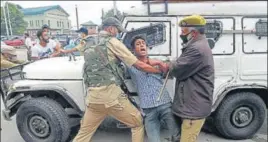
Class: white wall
24,15,45,29
23,8,72,34
44,9,71,30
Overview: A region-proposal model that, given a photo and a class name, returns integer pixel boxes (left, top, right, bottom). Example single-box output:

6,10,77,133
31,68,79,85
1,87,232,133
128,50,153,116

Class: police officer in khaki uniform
73,17,163,142
1,45,25,69
60,27,95,56
159,15,215,142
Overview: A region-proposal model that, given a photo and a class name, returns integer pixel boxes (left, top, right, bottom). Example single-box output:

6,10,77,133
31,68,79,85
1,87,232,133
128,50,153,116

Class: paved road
1,98,267,142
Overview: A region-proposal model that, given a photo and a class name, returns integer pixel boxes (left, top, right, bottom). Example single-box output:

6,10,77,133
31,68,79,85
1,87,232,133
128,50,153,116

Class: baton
157,70,170,101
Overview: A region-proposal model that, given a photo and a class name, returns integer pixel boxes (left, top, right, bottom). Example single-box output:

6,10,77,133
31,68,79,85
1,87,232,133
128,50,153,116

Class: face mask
116,33,121,40
180,32,193,44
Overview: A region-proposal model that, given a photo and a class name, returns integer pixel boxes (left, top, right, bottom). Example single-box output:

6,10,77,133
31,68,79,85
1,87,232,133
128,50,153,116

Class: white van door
191,16,237,108
240,16,267,86
122,16,178,99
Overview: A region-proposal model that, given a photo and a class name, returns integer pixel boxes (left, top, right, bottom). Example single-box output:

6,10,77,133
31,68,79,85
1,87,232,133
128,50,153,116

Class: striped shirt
128,66,172,109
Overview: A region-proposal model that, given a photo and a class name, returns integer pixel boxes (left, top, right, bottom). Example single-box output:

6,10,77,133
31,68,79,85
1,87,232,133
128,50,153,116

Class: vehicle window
255,19,267,37
123,21,171,56
242,17,267,53
205,17,235,55
123,23,166,49
205,20,223,41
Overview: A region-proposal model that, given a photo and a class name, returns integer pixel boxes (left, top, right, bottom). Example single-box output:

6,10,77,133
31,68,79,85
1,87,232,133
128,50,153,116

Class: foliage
1,2,27,35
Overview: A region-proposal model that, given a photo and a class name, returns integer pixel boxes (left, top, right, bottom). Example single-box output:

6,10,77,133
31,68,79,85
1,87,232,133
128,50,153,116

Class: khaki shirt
86,31,138,107
75,35,94,56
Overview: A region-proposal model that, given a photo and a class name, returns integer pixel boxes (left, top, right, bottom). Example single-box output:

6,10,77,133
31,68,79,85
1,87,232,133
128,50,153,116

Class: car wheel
16,98,70,142
214,92,266,140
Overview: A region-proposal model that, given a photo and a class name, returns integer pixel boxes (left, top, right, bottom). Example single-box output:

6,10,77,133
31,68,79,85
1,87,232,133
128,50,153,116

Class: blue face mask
116,33,121,40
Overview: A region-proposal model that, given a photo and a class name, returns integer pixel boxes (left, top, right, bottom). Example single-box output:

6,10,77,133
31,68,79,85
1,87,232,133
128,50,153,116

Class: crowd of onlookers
0,24,89,69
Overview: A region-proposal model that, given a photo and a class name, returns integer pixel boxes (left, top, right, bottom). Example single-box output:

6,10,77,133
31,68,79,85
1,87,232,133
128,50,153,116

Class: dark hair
24,33,29,37
42,24,50,30
130,36,146,50
36,30,45,39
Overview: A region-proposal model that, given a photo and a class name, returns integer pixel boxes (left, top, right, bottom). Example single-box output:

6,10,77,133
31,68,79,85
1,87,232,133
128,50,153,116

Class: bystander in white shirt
31,39,57,59
25,37,33,49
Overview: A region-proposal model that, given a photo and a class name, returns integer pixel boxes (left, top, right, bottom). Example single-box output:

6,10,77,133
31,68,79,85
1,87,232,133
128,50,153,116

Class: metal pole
2,1,10,37
6,2,13,36
101,8,104,21
157,71,170,101
75,5,79,30
113,0,117,16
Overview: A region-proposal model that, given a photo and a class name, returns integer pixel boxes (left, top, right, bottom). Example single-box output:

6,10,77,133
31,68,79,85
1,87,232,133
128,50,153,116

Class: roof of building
81,21,97,26
21,5,69,16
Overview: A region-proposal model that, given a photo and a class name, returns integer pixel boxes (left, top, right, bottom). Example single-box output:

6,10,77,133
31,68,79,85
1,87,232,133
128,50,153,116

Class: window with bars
205,20,223,41
123,23,166,49
255,19,267,37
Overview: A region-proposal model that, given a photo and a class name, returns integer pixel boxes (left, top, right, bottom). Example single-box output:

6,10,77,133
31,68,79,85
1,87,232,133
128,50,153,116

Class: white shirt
25,37,33,48
31,39,57,58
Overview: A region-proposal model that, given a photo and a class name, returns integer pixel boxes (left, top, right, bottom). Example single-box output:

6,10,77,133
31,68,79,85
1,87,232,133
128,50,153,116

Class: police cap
76,27,88,35
179,15,206,27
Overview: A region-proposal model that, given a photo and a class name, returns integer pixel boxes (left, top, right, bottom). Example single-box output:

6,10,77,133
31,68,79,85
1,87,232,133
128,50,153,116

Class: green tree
1,2,27,35
102,8,123,22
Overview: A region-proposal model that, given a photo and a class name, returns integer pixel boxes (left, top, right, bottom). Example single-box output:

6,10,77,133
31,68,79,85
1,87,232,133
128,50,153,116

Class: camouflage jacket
83,36,124,88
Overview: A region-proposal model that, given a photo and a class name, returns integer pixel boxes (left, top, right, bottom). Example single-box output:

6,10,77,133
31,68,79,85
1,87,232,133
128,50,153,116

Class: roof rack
144,0,168,15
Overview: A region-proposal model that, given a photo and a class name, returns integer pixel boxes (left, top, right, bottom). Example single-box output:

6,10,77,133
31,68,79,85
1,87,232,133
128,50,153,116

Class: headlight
8,84,16,92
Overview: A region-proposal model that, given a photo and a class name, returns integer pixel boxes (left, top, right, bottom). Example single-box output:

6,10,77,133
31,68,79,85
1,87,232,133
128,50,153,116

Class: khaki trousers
180,119,205,142
73,96,144,142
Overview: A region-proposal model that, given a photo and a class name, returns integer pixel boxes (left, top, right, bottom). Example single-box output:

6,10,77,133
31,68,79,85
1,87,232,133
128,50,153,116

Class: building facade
21,5,72,36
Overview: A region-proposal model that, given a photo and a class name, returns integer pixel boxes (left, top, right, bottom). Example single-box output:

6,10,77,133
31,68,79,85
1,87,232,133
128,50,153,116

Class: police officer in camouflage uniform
73,17,163,142
60,27,96,56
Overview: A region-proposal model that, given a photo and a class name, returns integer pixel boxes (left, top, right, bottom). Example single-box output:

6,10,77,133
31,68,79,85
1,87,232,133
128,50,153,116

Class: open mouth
140,48,146,51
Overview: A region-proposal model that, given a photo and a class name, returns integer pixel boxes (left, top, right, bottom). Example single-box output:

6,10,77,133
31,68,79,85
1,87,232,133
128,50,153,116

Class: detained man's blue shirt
128,66,172,109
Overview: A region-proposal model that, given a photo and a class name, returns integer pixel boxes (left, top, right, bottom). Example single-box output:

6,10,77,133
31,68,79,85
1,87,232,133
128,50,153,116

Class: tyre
214,92,267,140
16,98,70,142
